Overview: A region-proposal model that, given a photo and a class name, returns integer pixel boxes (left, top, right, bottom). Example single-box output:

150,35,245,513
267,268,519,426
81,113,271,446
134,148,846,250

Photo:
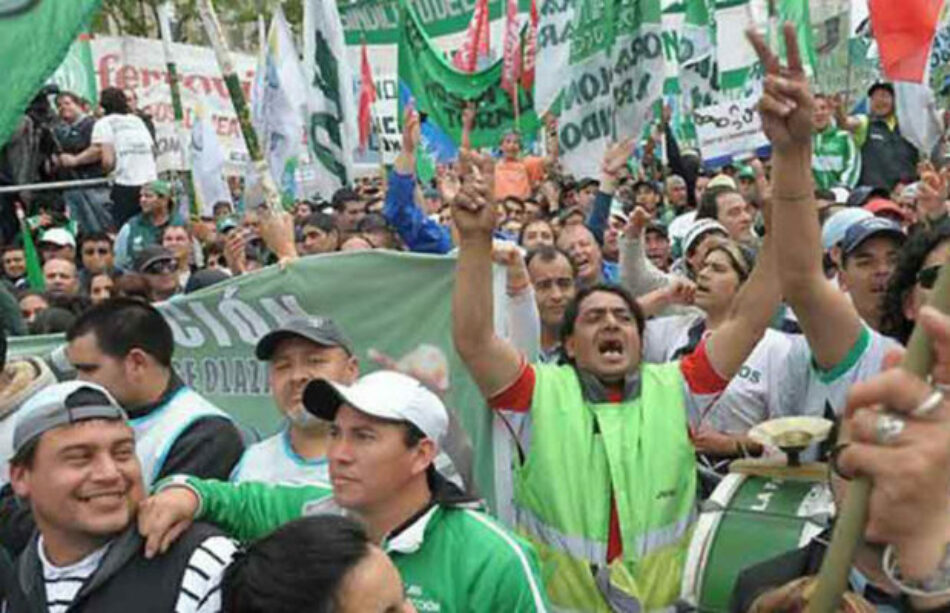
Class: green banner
342,0,532,45
0,0,102,147
8,252,498,505
49,30,98,106
398,0,540,153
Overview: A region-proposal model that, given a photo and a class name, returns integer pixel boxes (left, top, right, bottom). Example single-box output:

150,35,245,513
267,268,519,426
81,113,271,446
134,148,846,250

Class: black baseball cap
868,81,894,97
255,316,353,360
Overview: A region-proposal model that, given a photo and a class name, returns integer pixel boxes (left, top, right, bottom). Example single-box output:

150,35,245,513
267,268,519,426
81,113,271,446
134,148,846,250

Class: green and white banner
556,0,666,177
9,253,503,507
398,0,540,159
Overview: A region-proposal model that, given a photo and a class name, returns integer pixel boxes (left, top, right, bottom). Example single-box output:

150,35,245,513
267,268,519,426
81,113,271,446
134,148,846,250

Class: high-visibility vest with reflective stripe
513,362,697,611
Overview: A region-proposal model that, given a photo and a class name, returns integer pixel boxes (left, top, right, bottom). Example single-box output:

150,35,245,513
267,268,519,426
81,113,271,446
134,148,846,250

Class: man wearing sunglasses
133,246,180,303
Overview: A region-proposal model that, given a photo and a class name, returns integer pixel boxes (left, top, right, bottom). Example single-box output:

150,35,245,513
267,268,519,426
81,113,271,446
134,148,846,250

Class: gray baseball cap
255,316,353,361
13,381,127,456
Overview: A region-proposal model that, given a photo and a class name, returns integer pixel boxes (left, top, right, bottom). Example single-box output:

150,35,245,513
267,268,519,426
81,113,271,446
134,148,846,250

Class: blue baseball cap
821,208,873,251
840,216,905,256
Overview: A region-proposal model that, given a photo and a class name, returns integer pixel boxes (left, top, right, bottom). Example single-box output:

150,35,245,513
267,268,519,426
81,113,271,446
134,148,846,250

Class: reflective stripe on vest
513,362,697,611
516,505,608,564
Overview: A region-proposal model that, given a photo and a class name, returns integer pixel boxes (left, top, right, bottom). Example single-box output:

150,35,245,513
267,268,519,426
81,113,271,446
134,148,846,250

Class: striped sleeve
841,131,861,188
175,535,237,613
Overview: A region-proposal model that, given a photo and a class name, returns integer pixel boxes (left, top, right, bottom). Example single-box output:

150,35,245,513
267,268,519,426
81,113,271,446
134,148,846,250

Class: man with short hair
230,317,358,486
644,222,672,272
77,232,116,290
300,212,340,255
811,93,861,189
332,188,366,233
65,298,244,487
696,185,755,244
4,381,235,612
556,224,618,287
43,259,79,297
114,180,184,271
2,247,26,289
138,371,549,612
526,247,576,361
451,148,780,609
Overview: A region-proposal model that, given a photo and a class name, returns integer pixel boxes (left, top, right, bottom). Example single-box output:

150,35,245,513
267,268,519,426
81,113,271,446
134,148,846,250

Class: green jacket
811,125,861,190
161,477,550,612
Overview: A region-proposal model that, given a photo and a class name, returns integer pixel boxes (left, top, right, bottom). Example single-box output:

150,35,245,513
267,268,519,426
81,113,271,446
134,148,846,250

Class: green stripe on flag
0,0,102,146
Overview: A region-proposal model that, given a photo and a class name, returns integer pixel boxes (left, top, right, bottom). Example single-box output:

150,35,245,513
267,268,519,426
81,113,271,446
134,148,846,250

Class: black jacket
4,522,224,613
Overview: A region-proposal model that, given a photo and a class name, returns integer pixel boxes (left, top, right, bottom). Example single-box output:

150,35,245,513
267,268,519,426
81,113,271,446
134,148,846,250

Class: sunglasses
83,247,110,256
144,260,177,275
917,265,941,289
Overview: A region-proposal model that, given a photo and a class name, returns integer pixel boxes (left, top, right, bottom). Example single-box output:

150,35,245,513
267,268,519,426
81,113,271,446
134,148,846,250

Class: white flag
190,106,231,217
304,0,357,197
251,7,308,202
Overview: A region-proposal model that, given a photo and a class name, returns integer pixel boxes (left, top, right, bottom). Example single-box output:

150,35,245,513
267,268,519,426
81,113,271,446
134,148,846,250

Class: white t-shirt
644,315,796,432
91,114,157,186
643,316,897,433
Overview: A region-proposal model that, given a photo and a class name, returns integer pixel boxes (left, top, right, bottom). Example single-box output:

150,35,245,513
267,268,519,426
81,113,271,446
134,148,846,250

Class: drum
680,473,834,612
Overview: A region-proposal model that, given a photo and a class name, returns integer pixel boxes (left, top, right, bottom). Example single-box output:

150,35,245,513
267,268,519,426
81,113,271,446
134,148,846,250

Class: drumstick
808,259,950,611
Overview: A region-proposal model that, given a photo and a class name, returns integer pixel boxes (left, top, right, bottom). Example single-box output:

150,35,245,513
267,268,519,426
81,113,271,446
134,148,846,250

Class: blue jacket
383,171,453,254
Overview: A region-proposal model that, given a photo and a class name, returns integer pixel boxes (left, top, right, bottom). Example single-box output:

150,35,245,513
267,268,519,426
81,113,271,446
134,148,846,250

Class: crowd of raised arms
3,22,950,613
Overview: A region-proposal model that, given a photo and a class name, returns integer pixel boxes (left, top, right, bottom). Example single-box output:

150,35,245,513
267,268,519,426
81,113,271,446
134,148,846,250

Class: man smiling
4,381,234,612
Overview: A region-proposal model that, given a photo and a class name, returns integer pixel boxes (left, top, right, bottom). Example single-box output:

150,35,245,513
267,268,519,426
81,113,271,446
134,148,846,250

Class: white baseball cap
39,228,76,248
303,370,448,444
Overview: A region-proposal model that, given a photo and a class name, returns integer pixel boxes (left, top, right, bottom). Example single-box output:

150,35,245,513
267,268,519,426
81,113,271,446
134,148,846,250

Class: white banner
694,95,768,164
92,36,257,173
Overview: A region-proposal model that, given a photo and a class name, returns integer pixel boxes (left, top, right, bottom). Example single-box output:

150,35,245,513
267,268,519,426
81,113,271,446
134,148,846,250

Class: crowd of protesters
2,24,950,613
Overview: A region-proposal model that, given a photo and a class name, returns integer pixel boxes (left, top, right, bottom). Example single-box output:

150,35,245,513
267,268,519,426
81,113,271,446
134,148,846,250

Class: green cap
737,165,756,180
149,180,172,197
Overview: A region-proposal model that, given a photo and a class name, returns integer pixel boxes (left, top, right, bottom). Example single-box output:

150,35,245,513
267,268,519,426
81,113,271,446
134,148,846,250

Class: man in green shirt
138,370,549,613
811,93,861,189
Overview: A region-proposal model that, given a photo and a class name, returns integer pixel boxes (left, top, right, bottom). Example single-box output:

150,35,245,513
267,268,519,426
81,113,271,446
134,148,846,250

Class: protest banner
8,252,510,509
694,94,768,166
92,36,257,173
555,0,665,178
398,0,540,159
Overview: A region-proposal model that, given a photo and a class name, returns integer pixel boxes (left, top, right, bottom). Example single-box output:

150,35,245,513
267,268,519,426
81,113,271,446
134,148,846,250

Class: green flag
19,221,44,291
397,0,540,156
778,0,817,77
50,29,98,106
0,0,102,146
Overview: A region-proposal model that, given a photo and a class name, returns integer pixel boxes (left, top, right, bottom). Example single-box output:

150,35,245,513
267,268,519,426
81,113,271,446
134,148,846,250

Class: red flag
521,0,538,91
501,0,521,97
869,0,945,82
452,0,490,72
358,41,375,152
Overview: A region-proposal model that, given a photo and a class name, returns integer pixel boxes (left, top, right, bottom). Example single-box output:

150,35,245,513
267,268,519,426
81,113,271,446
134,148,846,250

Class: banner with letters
694,94,769,166
91,36,257,174
7,252,510,509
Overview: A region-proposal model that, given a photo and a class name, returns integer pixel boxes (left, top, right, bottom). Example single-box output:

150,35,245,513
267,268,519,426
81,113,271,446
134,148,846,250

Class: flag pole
197,0,282,215
156,2,199,220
